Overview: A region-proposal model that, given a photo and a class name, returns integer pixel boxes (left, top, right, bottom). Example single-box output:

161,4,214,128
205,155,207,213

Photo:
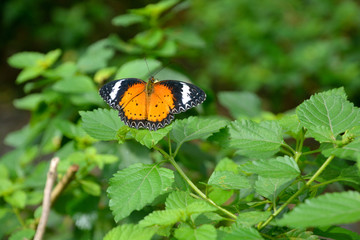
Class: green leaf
4,190,27,209
108,163,174,222
134,29,164,49
16,66,43,83
236,211,271,227
53,75,96,93
241,156,300,178
208,187,233,206
9,229,35,240
277,191,360,227
104,224,156,240
13,93,44,110
279,229,319,240
139,209,184,227
8,51,44,69
322,139,360,161
170,117,228,146
255,176,294,201
165,191,196,209
130,125,172,149
77,40,115,73
218,225,263,240
229,120,284,158
115,58,162,79
79,180,101,196
314,226,360,240
94,66,117,84
296,89,360,142
80,109,124,141
185,201,217,215
131,0,179,18
43,49,61,67
112,14,146,27
218,91,261,118
279,114,302,136
208,171,250,190
174,224,217,240
214,158,239,173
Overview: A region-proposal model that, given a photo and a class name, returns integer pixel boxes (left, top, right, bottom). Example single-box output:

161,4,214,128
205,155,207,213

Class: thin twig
50,164,79,205
34,157,60,240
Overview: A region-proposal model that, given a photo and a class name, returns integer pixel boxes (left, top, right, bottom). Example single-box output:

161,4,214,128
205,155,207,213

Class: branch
51,164,79,205
34,157,60,240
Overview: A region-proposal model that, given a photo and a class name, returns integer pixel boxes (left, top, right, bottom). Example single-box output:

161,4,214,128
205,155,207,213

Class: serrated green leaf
94,66,116,84
314,226,360,240
165,191,196,209
170,117,228,146
279,229,319,240
115,58,162,79
255,176,294,201
8,51,44,69
79,180,101,196
112,14,146,27
218,91,261,118
80,109,124,141
53,75,96,93
13,93,44,110
108,163,174,222
214,158,239,173
186,201,217,215
134,29,164,49
131,0,179,18
130,125,172,149
16,66,43,83
296,90,360,142
208,187,233,206
241,156,300,178
279,114,302,136
194,212,225,225
322,139,360,161
229,120,283,158
208,171,250,190
104,224,156,240
9,229,35,240
236,211,271,227
219,225,263,240
139,209,184,227
175,224,217,240
277,191,360,227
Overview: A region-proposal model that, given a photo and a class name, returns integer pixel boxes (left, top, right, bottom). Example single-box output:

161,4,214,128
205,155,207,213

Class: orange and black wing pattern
99,78,206,130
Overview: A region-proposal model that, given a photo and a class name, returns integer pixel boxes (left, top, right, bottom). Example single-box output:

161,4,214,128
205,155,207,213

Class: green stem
281,144,296,156
168,156,237,219
310,178,345,189
258,155,335,230
153,145,237,220
302,149,322,156
13,207,25,227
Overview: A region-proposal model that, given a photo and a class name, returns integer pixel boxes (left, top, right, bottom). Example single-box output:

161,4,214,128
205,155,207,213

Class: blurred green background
1,0,360,238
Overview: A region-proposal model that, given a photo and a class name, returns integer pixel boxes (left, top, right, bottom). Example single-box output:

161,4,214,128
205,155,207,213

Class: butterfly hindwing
156,80,206,114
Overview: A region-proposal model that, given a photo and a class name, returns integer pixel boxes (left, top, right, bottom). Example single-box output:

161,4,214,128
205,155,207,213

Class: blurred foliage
1,0,360,239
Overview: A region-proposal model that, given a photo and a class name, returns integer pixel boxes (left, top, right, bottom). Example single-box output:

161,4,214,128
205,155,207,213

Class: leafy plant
2,0,360,239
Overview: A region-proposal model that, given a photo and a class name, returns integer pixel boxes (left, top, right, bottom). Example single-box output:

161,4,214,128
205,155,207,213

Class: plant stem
281,143,296,156
167,155,238,220
258,154,335,230
13,207,25,227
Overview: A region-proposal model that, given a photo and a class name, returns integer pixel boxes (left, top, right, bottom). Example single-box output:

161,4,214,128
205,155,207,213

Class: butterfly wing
155,80,206,114
99,78,148,128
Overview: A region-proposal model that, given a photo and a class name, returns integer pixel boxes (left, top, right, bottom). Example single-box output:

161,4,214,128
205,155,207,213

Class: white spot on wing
110,81,122,100
181,83,191,104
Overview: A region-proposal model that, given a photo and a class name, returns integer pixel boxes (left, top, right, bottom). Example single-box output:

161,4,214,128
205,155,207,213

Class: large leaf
170,117,228,146
236,211,271,227
218,225,263,240
277,191,360,227
208,171,250,190
296,89,360,142
218,91,261,118
241,156,300,178
255,176,294,201
313,226,360,240
8,51,44,69
52,75,96,93
108,163,174,222
165,191,196,209
115,58,162,79
130,125,172,149
174,224,217,240
80,109,124,141
139,209,184,227
104,224,155,240
229,120,283,158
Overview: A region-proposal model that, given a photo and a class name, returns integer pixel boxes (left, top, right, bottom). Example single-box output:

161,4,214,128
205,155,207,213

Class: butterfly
99,76,206,131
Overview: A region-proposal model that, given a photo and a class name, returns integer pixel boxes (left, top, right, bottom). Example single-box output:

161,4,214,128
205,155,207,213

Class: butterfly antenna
144,57,152,77
152,61,172,78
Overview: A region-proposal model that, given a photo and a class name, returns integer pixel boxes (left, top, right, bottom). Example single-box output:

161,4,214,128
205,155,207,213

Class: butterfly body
99,77,206,130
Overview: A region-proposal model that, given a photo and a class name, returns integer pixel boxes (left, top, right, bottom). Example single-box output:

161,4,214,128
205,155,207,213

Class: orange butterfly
99,76,206,130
